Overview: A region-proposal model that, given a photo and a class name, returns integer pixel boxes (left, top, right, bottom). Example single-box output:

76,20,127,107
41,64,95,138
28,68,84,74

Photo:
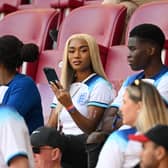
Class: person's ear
147,47,155,55
155,146,166,160
51,148,61,161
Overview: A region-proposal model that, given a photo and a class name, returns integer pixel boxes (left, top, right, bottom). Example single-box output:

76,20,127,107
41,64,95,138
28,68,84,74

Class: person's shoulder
13,73,36,86
0,106,23,123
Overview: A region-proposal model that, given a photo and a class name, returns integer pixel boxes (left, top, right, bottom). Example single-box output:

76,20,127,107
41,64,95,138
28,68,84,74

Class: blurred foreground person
0,106,34,168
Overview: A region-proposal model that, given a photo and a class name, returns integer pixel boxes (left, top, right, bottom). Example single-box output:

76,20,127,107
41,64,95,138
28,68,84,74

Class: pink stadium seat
35,50,63,84
0,8,59,79
125,1,168,65
37,83,54,124
34,4,127,83
105,45,135,92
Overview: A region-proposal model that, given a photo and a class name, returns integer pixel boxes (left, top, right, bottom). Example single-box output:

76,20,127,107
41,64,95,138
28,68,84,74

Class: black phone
43,67,59,84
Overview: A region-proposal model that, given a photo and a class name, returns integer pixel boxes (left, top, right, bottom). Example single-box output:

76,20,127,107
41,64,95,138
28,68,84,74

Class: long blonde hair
126,80,168,133
55,33,108,119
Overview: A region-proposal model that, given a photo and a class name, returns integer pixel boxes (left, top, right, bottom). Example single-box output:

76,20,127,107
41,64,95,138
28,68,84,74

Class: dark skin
87,36,165,143
47,38,105,134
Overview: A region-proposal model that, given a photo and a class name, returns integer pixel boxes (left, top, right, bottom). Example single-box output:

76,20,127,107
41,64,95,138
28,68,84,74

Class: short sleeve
88,81,116,108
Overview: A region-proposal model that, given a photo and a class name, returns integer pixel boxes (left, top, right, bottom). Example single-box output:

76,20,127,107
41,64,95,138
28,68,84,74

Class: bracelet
66,104,76,113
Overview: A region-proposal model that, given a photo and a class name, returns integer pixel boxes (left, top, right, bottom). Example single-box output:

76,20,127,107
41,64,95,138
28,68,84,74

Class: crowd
0,1,168,168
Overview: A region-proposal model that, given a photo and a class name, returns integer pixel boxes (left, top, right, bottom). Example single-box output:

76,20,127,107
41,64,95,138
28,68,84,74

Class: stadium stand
0,8,59,79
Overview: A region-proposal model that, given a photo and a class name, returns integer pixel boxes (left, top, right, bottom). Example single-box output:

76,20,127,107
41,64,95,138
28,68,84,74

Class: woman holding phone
47,33,115,168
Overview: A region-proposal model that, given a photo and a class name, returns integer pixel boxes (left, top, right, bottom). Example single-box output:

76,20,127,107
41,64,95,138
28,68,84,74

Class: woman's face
120,90,141,126
68,38,92,73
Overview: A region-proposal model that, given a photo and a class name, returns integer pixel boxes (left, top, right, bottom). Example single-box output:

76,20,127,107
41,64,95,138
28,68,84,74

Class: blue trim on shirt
88,101,109,108
124,65,168,87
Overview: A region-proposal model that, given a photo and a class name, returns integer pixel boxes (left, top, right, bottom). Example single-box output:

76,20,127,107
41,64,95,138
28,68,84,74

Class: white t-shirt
96,125,141,168
51,74,115,135
0,106,34,168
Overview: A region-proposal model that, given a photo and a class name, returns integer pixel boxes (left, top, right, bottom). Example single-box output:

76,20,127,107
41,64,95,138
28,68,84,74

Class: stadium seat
125,1,168,65
0,8,59,79
105,45,135,92
37,83,54,124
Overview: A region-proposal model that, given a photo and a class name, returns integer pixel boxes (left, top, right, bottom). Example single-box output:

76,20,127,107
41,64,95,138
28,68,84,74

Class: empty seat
0,8,59,79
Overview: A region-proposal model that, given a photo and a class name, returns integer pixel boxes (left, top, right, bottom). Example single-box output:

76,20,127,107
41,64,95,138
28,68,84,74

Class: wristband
66,104,76,113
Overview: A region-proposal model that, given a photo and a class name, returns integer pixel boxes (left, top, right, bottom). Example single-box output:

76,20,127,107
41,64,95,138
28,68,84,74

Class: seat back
125,1,168,65
0,8,59,79
31,0,54,8
105,45,135,92
57,4,126,49
37,83,54,124
35,50,63,83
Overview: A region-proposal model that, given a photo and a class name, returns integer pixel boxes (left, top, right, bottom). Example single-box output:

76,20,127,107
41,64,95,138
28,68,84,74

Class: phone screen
43,67,59,84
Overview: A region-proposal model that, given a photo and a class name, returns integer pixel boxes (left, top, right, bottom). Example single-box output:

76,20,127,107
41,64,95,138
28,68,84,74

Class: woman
0,35,44,134
96,79,168,168
47,33,115,168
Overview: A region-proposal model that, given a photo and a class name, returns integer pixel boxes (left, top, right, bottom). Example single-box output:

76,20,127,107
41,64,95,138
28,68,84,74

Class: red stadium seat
105,45,135,92
0,8,59,79
37,83,54,124
125,1,168,65
35,50,63,84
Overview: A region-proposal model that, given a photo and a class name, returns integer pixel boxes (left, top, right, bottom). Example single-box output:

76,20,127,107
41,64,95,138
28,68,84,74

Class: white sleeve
96,135,124,168
0,114,31,165
156,75,168,101
111,83,126,108
88,82,116,108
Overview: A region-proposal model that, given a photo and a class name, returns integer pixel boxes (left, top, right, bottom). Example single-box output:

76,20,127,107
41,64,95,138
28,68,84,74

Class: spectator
96,80,168,168
129,124,168,168
0,35,44,134
86,23,168,168
0,105,34,168
47,33,115,168
31,126,64,168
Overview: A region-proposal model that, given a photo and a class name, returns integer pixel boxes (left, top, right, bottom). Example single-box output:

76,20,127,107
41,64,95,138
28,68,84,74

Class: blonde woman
96,80,168,168
47,33,115,168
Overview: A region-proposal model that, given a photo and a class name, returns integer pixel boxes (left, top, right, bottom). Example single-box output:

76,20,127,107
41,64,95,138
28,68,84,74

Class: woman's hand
50,81,73,108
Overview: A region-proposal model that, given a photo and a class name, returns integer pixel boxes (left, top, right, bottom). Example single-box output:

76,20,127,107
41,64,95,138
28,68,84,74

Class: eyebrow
68,45,89,49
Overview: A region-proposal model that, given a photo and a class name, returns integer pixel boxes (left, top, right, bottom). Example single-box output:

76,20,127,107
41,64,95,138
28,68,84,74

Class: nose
73,50,80,58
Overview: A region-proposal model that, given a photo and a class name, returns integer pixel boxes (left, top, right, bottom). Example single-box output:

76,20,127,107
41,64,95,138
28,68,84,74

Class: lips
72,60,82,65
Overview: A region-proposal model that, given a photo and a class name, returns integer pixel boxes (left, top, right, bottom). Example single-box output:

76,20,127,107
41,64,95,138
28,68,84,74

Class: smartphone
43,67,59,84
